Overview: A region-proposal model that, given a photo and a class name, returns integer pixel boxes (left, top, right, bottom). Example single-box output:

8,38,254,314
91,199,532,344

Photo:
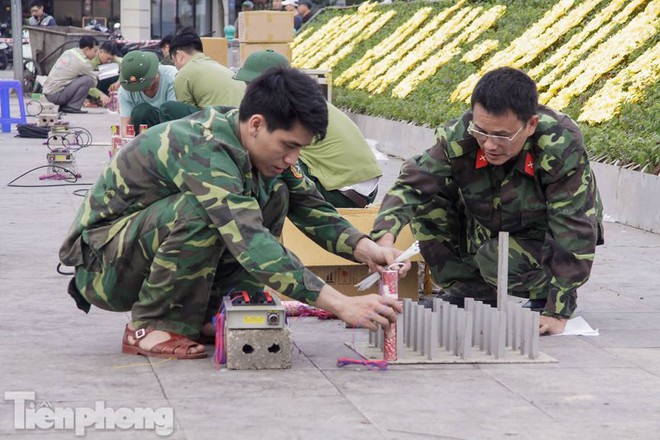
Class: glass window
152,0,177,39
177,0,193,32
195,0,212,36
54,0,82,26
163,0,177,37
109,0,120,27
151,0,213,39
92,0,111,20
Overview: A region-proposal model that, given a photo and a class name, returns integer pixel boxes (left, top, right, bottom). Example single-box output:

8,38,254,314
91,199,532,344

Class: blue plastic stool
0,80,27,133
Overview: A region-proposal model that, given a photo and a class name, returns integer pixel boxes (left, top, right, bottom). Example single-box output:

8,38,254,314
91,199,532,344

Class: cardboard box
280,206,426,299
282,206,422,266
201,37,228,66
312,262,421,300
239,42,292,66
238,11,295,43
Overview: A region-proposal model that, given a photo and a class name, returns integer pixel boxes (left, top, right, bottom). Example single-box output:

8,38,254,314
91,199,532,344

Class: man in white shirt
43,36,98,113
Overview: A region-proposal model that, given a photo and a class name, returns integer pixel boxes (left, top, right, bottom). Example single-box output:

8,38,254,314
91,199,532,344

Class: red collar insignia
475,148,488,169
524,151,535,176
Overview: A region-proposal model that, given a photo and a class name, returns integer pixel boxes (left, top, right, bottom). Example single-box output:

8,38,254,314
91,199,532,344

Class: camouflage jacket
59,108,366,304
373,106,603,317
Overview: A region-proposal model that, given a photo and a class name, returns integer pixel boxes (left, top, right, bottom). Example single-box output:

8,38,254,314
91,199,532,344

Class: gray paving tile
579,311,660,330
153,356,339,399
170,396,382,440
482,367,660,424
3,93,660,440
582,328,660,348
604,347,660,368
1,354,167,402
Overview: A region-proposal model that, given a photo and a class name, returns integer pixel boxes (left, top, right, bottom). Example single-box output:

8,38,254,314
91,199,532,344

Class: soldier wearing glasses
372,67,603,335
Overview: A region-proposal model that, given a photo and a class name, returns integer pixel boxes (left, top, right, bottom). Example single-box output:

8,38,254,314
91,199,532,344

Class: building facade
7,0,227,40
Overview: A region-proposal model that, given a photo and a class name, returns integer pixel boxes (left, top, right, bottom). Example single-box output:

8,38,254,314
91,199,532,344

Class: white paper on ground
366,138,389,161
553,316,599,336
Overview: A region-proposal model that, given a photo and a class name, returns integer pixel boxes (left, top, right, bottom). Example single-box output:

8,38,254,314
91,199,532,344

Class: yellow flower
335,7,434,86
544,0,660,110
320,11,396,70
461,39,500,63
536,0,646,96
451,0,576,103
579,41,660,124
347,1,466,90
368,6,477,94
394,6,506,98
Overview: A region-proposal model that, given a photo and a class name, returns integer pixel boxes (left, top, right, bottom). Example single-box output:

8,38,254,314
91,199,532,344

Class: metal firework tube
380,269,399,361
125,124,135,137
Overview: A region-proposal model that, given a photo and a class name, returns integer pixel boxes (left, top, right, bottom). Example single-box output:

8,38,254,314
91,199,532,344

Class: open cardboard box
280,206,425,299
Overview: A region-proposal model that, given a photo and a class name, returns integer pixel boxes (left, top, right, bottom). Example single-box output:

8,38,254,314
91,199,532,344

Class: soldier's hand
375,232,395,248
315,285,402,331
354,237,410,277
539,315,567,335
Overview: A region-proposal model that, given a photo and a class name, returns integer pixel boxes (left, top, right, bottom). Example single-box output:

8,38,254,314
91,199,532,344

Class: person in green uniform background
87,41,122,108
234,50,383,208
60,67,407,360
372,67,603,336
159,30,246,121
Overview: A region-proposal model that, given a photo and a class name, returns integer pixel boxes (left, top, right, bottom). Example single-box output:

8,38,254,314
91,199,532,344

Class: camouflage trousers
412,185,550,301
74,192,287,338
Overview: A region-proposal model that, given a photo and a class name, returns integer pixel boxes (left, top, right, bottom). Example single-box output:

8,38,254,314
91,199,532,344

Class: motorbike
83,19,123,39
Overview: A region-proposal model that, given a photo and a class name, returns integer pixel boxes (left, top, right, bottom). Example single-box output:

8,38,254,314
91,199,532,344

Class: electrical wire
6,165,93,187
56,263,74,276
336,357,388,370
9,125,96,188
47,126,93,152
336,312,390,370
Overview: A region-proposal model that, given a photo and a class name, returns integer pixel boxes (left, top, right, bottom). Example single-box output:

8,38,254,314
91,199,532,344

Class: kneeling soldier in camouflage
60,68,406,359
372,67,603,336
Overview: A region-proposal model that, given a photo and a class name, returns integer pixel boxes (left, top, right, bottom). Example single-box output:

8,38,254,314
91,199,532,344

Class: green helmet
234,50,290,83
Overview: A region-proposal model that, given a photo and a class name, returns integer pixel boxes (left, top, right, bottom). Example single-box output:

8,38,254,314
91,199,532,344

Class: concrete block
225,328,292,370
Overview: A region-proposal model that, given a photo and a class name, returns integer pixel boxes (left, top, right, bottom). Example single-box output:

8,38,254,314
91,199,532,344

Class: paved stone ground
1,85,660,439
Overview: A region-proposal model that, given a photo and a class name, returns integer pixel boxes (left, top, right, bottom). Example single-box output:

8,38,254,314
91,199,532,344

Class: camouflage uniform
59,108,366,338
372,106,604,318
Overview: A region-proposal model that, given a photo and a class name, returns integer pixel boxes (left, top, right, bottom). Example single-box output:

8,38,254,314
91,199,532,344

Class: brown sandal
121,325,208,360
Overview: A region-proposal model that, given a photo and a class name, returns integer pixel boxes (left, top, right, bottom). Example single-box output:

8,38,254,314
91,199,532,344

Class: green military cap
120,51,159,92
234,50,290,83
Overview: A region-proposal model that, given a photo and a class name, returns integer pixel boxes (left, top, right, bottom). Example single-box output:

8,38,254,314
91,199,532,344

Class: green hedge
298,0,660,174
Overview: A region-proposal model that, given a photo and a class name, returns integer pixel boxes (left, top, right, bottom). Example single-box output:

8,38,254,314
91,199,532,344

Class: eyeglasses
30,7,41,13
467,120,527,146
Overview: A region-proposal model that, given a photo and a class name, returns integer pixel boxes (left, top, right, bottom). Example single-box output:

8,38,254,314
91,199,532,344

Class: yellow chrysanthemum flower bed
292,0,660,173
